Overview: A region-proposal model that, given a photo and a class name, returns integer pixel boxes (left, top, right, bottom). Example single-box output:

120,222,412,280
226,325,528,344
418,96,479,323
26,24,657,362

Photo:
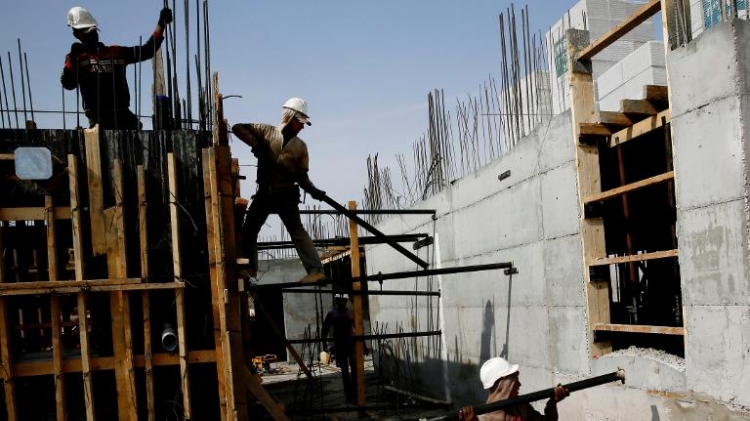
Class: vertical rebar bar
184,0,192,128
23,52,34,124
17,40,28,125
6,52,20,128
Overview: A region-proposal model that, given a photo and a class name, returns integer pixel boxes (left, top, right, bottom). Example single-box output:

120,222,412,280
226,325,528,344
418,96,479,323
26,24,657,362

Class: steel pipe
285,330,441,345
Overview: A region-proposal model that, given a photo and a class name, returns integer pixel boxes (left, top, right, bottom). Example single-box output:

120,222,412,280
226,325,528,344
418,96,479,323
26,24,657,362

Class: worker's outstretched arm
122,8,172,63
231,123,274,157
61,43,81,91
295,147,326,200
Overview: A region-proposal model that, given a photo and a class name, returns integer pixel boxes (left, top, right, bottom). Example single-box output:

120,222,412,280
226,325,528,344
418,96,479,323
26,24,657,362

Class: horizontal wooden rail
0,278,142,290
578,0,661,60
8,350,216,378
0,280,184,296
608,109,671,148
0,207,71,221
584,171,674,204
591,249,678,266
594,323,685,335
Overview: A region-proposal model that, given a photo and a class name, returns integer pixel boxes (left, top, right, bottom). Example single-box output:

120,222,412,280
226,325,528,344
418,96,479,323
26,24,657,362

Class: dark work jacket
61,32,164,112
322,307,354,350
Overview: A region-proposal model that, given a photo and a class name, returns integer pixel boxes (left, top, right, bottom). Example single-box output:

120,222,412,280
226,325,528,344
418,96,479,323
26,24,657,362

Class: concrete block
537,111,575,172
672,96,745,209
678,200,750,306
545,235,586,307
669,20,750,117
453,177,543,256
541,163,580,239
597,61,625,98
548,306,590,375
685,305,750,407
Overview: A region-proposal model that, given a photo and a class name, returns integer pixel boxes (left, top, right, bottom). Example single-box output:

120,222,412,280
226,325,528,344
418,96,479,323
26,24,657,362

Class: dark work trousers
335,342,356,403
240,187,323,275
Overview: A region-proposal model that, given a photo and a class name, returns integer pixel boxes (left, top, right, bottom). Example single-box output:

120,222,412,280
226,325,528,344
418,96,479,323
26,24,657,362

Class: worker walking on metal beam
60,6,173,129
232,97,327,284
459,357,569,421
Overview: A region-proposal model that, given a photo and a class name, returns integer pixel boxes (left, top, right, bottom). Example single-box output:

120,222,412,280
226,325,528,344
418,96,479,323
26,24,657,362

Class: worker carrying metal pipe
60,6,173,129
232,97,327,284
459,357,569,421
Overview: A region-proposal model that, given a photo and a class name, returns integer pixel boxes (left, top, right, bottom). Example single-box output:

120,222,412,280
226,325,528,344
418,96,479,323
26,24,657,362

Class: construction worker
459,357,569,421
231,98,327,284
321,293,356,403
61,6,173,129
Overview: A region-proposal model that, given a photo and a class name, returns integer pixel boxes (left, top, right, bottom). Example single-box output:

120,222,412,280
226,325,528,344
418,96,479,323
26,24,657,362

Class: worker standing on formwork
459,357,569,421
321,293,356,404
61,6,173,129
232,97,327,284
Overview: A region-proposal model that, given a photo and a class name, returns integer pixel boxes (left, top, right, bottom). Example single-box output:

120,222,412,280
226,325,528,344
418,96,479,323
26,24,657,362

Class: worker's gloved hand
158,8,173,26
552,384,569,403
308,187,326,201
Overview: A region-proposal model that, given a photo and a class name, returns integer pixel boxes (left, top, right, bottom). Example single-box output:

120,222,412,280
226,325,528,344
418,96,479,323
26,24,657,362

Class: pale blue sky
2,1,582,236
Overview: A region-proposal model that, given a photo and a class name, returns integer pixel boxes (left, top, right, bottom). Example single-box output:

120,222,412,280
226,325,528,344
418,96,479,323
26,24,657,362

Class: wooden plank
348,201,366,409
583,171,675,204
243,366,289,421
45,196,66,421
579,123,613,137
0,278,141,290
167,153,192,420
68,154,96,421
203,148,229,421
0,225,18,421
591,249,679,266
84,126,107,255
608,109,671,148
621,99,661,116
106,160,137,421
0,282,182,296
9,350,217,378
578,0,661,60
0,153,14,160
597,111,634,128
0,207,71,221
567,29,613,357
644,85,668,104
594,323,685,335
137,165,156,421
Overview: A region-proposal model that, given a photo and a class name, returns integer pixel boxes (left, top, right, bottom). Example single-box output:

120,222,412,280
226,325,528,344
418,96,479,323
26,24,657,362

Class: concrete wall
364,19,750,420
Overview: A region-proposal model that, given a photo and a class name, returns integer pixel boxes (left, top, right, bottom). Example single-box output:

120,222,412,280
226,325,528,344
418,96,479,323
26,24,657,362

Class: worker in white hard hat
61,6,173,129
231,98,327,284
459,357,569,421
321,293,356,403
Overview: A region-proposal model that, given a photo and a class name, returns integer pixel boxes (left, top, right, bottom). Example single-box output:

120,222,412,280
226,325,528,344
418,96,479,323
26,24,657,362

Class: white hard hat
282,97,311,126
479,357,518,389
67,7,98,32
334,293,347,299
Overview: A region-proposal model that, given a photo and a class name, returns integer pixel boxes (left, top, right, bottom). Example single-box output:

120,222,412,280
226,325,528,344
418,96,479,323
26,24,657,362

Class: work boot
299,271,326,284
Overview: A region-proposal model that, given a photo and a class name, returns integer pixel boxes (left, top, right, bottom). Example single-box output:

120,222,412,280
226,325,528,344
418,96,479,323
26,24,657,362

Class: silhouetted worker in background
61,6,173,129
231,97,327,284
321,293,356,403
459,357,569,421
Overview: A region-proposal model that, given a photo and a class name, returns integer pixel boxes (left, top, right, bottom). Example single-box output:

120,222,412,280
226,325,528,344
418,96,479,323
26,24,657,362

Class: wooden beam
608,109,671,148
0,153,14,160
167,153,192,420
568,29,613,357
584,171,675,204
0,225,18,421
591,249,679,266
579,123,614,137
578,0,661,60
597,111,634,128
0,207,71,221
68,154,96,421
203,148,229,421
107,160,137,421
0,278,141,290
45,196,66,421
243,366,289,421
9,350,217,378
84,126,106,255
0,281,183,296
644,85,668,104
594,323,685,335
349,201,366,409
621,99,662,116
137,165,156,421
